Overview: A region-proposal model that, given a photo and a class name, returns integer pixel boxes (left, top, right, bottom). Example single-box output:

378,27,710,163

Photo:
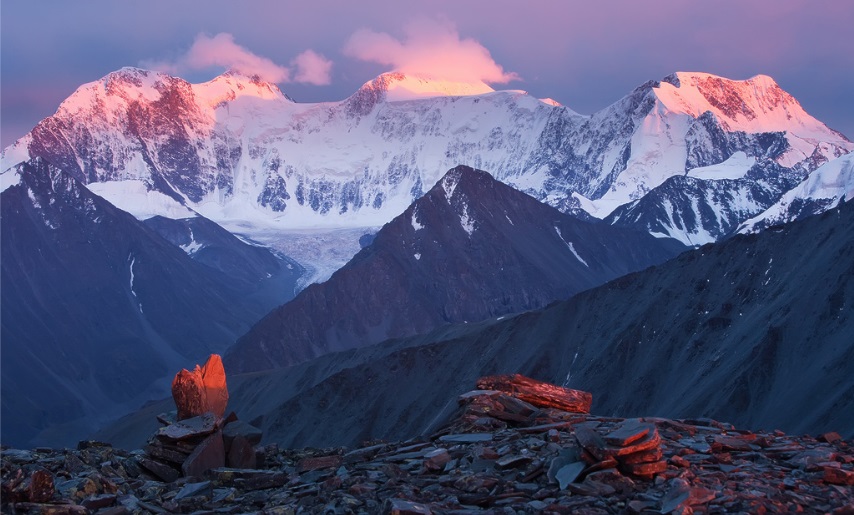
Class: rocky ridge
3,376,853,514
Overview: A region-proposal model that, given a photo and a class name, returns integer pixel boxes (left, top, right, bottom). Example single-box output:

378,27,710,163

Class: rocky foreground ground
3,375,854,514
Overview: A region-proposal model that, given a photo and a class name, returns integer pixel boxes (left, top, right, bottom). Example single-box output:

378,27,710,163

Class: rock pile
139,354,264,483
3,375,854,514
139,411,263,483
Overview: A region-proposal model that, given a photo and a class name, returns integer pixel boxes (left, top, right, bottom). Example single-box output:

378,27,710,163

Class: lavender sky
2,1,853,149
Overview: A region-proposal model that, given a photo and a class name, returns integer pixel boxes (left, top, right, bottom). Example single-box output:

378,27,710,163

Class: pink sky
2,0,853,148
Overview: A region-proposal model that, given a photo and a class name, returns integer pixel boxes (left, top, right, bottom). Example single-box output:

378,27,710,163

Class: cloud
291,50,333,85
343,18,519,84
142,33,332,85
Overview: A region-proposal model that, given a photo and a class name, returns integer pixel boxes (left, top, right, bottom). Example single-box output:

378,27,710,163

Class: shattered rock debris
3,374,853,513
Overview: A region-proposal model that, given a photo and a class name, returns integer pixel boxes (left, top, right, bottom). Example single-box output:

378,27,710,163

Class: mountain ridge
3,68,848,248
99,199,854,452
225,165,685,372
240,198,854,448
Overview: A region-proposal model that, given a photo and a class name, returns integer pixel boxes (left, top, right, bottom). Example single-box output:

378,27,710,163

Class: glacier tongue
242,226,378,288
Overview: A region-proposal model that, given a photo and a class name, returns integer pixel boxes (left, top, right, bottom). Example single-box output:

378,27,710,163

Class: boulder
222,420,263,448
182,431,225,478
226,435,257,469
171,354,229,420
476,374,592,413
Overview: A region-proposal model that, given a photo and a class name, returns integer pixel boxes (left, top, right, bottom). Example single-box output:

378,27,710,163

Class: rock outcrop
171,354,229,420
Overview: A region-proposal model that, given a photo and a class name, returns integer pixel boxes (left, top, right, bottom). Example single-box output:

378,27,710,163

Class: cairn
138,355,264,482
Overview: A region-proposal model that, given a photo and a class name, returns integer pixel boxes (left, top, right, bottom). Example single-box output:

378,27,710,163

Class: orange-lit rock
475,374,592,413
171,354,229,420
201,354,229,420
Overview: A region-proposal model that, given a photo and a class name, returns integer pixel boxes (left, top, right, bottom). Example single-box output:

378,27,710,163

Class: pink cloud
291,50,333,85
343,18,519,84
142,33,331,85
182,33,290,82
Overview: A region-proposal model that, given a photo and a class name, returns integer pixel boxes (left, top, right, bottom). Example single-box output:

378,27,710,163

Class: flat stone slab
620,459,667,477
174,480,212,500
555,462,585,490
574,426,609,461
385,498,432,514
226,435,257,469
577,424,661,460
438,433,494,443
138,457,180,483
604,419,650,447
157,413,217,441
496,455,533,469
297,455,343,472
209,468,287,490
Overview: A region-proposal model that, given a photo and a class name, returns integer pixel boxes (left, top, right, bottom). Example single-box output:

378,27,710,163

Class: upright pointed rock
171,354,229,420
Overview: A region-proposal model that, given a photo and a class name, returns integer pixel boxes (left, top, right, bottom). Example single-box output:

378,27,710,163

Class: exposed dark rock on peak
661,73,681,87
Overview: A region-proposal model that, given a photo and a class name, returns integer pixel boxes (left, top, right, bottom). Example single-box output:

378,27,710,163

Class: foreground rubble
3,374,853,514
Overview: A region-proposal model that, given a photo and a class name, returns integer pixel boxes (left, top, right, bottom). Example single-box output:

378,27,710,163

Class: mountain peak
225,163,684,372
97,67,288,108
359,72,495,102
99,66,184,100
195,70,288,105
433,165,491,199
651,71,833,135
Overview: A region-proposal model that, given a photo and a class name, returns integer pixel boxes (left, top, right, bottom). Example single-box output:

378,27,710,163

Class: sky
2,0,853,149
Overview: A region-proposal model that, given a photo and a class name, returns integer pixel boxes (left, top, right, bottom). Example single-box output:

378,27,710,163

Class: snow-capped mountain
2,68,849,249
604,157,806,244
738,151,854,233
225,165,685,373
532,72,852,243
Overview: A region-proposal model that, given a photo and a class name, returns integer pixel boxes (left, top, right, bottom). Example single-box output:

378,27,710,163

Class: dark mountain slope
225,165,685,372
0,159,299,448
143,215,303,307
210,200,854,449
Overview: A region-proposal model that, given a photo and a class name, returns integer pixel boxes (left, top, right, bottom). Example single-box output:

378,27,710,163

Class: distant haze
2,1,853,148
